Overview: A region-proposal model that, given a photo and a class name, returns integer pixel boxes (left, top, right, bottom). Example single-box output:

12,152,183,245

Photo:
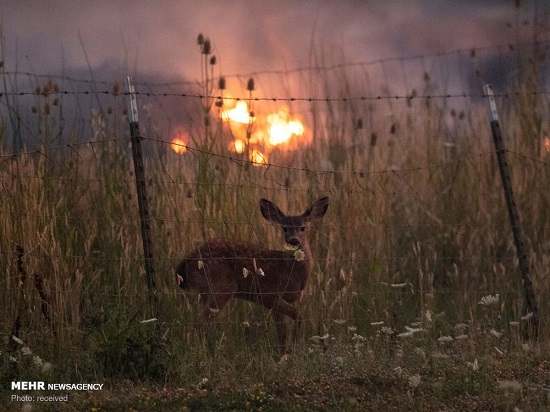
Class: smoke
2,1,542,80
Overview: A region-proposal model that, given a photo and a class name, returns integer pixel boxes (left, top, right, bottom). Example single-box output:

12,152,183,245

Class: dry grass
1,41,550,410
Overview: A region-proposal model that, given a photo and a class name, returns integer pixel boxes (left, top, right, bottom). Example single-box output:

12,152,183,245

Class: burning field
171,99,307,166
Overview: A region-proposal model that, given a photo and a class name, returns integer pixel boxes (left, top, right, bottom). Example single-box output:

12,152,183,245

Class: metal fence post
483,84,539,340
125,76,158,318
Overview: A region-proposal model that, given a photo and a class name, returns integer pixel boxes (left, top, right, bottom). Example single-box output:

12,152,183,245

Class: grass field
2,35,550,410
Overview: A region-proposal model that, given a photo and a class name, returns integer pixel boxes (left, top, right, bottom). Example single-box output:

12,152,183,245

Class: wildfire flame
223,102,305,165
250,149,267,165
222,101,254,124
170,101,305,167
265,109,304,147
170,128,187,154
229,139,245,154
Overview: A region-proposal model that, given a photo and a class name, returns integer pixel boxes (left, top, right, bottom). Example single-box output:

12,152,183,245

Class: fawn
176,196,329,354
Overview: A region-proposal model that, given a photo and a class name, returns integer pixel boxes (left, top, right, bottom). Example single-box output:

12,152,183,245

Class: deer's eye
283,227,289,233
300,227,305,232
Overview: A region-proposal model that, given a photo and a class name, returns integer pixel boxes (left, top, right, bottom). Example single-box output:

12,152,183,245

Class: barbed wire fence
1,43,550,350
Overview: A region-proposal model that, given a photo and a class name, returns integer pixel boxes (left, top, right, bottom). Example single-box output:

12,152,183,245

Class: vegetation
1,29,550,410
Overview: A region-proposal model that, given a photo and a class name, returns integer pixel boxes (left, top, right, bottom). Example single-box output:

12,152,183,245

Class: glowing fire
222,101,254,124
171,132,187,154
170,101,305,168
229,139,245,154
265,109,304,146
250,149,267,165
222,102,305,165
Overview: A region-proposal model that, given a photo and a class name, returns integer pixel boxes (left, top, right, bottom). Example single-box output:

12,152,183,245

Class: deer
176,196,329,354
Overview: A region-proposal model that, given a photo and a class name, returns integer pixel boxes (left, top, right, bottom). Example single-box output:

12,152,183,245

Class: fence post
125,76,158,318
483,84,539,340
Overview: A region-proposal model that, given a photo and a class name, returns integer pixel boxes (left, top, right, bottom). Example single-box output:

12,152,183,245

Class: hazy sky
1,1,545,85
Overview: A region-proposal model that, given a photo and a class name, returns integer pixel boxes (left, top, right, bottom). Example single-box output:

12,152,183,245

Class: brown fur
176,197,329,353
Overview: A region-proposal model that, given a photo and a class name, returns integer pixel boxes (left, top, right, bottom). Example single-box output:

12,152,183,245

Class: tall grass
1,35,549,399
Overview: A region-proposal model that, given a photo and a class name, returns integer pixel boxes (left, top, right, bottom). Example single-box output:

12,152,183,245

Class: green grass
1,33,550,410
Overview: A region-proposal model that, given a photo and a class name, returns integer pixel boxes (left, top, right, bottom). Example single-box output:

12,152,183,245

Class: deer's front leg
271,309,288,354
268,298,301,354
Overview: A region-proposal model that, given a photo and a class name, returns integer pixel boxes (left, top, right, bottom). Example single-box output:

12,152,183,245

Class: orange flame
222,102,305,156
228,139,245,154
266,109,304,147
170,127,187,154
171,138,187,154
250,149,267,165
222,101,254,124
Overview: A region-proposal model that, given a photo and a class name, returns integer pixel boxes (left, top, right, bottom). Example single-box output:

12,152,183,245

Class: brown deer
176,196,329,354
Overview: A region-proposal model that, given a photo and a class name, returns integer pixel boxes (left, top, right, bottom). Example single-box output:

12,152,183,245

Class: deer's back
178,239,309,303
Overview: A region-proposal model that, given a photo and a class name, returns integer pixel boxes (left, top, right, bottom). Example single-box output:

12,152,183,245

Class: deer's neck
297,241,313,275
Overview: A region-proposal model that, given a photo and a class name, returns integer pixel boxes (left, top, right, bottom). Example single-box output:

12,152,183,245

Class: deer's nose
288,238,300,247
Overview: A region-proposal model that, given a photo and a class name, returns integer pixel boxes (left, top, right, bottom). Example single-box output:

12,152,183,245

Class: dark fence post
483,84,539,340
125,76,158,318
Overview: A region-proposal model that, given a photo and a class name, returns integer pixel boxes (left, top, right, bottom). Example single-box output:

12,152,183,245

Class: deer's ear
260,198,287,224
302,196,329,222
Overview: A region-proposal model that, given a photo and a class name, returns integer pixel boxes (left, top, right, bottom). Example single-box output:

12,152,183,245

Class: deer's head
259,197,329,249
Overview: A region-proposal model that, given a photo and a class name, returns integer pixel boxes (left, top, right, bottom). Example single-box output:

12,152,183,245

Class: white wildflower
478,293,499,306
348,326,357,332
521,312,533,321
294,249,305,262
522,343,530,352
424,310,433,323
12,335,23,345
455,334,468,340
390,283,408,288
394,366,403,378
397,326,423,338
370,321,384,326
333,319,346,325
242,267,250,278
33,356,43,367
397,330,414,338
489,329,502,338
408,374,422,388
509,321,520,326
309,334,329,343
405,326,424,333
381,326,394,335
9,356,18,363
257,267,265,277
454,323,469,331
467,358,479,371
21,346,32,356
197,377,209,390
437,335,454,343
198,260,204,269
331,356,344,374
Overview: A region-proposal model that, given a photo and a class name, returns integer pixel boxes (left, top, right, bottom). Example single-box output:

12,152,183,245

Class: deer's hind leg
198,284,236,353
